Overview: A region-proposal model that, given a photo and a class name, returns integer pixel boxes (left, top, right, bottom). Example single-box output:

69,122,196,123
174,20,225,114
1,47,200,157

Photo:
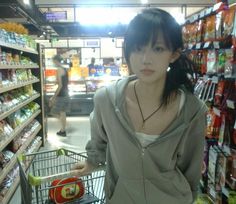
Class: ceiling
0,0,214,38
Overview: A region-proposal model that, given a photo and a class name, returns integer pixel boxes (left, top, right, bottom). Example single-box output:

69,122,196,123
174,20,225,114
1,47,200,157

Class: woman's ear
170,49,181,63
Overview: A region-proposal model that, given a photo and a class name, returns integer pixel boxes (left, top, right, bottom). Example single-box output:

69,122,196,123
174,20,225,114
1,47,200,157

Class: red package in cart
49,177,85,204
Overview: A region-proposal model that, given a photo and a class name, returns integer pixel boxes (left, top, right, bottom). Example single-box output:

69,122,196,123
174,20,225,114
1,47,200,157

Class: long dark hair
124,8,195,106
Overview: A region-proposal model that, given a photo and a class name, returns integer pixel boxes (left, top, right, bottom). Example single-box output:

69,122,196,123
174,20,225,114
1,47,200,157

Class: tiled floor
9,116,91,204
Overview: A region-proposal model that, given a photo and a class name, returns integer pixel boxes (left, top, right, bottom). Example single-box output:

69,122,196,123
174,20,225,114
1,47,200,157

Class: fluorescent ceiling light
23,0,30,5
171,12,185,25
77,7,136,25
141,0,148,4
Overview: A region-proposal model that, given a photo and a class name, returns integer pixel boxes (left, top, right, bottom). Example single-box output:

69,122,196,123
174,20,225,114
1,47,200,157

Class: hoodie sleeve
86,90,108,167
177,104,207,201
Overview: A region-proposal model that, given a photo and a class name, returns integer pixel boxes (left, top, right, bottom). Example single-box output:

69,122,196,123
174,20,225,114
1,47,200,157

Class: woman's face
129,33,178,84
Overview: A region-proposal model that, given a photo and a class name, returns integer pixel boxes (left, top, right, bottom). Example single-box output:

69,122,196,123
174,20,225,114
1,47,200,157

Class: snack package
224,48,234,77
16,69,28,81
223,5,236,39
206,108,222,139
217,49,226,73
214,80,225,107
196,19,205,43
207,50,218,74
215,11,223,40
49,177,85,204
208,146,220,192
204,15,216,42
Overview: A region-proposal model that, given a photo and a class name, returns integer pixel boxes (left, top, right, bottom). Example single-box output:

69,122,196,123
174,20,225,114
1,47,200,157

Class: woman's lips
140,69,155,75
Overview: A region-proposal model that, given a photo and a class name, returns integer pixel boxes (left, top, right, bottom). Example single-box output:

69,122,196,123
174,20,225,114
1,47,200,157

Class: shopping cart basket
17,148,105,204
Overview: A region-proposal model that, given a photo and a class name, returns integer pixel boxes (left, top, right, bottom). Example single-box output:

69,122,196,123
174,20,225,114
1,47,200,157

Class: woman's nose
142,51,153,65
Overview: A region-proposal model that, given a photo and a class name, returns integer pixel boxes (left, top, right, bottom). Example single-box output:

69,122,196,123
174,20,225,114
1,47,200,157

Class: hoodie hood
105,75,207,129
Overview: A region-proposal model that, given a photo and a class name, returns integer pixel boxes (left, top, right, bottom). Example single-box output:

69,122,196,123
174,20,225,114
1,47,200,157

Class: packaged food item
49,177,85,204
214,80,225,107
206,108,221,139
196,19,205,43
5,52,12,64
223,5,236,38
217,49,226,73
224,49,234,77
207,50,218,74
215,11,223,40
204,15,216,42
12,54,20,64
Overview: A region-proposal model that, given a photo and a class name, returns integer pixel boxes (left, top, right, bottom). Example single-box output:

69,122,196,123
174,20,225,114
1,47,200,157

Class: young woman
49,54,69,137
73,8,207,204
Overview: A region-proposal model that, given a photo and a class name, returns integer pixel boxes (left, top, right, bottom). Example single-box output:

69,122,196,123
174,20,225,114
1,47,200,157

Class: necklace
133,81,163,129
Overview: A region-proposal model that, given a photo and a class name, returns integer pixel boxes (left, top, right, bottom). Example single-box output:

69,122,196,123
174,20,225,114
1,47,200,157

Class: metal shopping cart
17,148,105,204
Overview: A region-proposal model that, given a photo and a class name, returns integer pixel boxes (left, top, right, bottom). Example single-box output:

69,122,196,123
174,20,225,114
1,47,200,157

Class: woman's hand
71,161,97,176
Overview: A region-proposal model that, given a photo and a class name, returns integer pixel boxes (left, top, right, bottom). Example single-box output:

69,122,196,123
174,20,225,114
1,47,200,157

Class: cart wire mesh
17,149,105,204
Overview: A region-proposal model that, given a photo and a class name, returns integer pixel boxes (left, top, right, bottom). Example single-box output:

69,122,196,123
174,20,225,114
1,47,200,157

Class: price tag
200,10,205,18
222,187,229,198
196,43,201,49
213,2,222,12
204,41,211,48
213,41,220,49
209,188,216,198
188,44,194,49
212,76,219,83
213,107,221,117
223,145,231,155
206,7,213,15
227,100,235,109
193,14,198,22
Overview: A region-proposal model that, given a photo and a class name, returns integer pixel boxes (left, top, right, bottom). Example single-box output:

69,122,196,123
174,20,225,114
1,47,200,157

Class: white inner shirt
135,90,185,148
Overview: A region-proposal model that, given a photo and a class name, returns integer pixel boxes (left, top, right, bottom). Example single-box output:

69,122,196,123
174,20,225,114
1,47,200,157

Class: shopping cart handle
28,170,84,186
28,165,105,186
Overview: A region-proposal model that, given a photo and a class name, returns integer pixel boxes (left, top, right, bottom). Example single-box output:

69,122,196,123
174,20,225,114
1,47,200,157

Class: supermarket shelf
0,78,40,94
0,64,39,69
0,93,40,121
1,138,42,204
2,177,20,204
0,157,17,185
0,79,40,93
0,125,41,184
0,41,38,55
0,110,41,152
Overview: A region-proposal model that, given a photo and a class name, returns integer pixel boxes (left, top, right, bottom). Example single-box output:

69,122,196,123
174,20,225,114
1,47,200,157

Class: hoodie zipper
141,147,148,204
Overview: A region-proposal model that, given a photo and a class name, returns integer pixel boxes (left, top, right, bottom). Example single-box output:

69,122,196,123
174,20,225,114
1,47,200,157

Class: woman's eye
154,47,164,52
134,47,143,52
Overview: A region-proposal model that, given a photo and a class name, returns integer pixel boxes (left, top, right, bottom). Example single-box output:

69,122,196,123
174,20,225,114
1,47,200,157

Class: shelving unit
183,1,236,203
1,139,42,204
0,38,45,203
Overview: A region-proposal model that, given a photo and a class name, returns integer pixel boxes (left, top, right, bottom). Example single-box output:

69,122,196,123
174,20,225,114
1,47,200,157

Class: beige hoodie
86,75,208,204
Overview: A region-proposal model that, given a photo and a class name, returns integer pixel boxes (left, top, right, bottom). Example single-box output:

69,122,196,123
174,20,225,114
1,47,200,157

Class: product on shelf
25,136,41,154
0,150,14,169
194,193,214,204
0,28,43,204
0,120,13,141
0,164,19,202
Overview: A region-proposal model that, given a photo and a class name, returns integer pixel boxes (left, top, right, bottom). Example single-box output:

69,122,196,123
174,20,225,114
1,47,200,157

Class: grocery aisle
9,116,91,204
42,116,91,152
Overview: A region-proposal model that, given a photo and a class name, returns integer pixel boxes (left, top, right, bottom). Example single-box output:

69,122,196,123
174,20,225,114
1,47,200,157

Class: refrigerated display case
43,48,129,115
